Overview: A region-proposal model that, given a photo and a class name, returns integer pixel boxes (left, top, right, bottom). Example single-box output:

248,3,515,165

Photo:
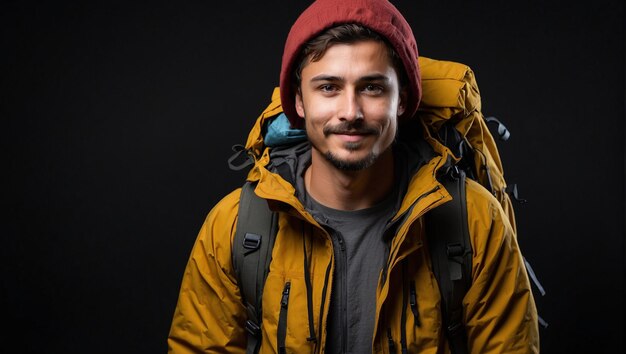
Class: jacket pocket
277,281,291,354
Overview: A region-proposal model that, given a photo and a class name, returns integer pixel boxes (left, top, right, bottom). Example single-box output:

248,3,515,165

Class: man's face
295,40,406,171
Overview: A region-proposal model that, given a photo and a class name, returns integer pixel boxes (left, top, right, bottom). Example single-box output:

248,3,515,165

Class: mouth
323,122,380,145
335,132,368,143
328,128,378,142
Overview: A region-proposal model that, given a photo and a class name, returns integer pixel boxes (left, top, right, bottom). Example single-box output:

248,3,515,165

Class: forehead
301,40,396,79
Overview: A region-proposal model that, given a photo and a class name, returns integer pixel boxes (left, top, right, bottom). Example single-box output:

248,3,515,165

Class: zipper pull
409,281,421,327
337,236,345,252
387,328,396,353
281,282,291,308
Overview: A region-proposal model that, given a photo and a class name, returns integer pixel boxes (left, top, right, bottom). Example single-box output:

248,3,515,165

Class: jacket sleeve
168,190,247,354
463,180,540,354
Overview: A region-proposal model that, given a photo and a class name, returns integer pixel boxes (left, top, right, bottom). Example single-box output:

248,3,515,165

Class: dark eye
363,84,384,95
319,84,336,93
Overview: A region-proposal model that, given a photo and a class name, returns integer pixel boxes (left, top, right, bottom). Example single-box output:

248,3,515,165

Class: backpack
228,57,546,354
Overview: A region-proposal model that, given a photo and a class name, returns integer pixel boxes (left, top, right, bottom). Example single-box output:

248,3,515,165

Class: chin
324,151,378,171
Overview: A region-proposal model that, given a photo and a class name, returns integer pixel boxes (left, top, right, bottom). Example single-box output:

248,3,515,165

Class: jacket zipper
278,281,291,354
317,258,332,353
400,262,408,354
333,232,348,354
382,185,442,286
387,327,396,354
301,223,334,353
409,281,421,327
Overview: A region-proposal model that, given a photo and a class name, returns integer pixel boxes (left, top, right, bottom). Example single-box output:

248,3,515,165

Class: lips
334,130,369,136
335,132,367,143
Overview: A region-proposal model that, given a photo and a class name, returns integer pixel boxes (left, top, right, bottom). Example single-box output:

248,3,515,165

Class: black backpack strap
426,167,473,354
232,181,278,354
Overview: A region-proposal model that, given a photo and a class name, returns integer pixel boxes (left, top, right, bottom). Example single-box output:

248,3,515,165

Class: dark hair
292,23,408,91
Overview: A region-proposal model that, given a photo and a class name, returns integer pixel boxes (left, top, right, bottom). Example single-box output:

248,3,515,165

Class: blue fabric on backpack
264,113,307,147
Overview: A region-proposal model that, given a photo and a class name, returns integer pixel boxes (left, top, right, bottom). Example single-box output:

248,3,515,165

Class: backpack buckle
243,233,262,250
245,319,261,336
447,321,463,337
446,243,464,257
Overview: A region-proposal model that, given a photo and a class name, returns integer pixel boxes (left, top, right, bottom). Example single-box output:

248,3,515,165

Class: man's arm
168,190,247,354
463,180,540,354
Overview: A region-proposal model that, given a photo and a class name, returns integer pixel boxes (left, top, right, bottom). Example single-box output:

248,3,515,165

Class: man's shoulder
207,188,243,220
463,177,520,278
196,188,243,244
464,177,513,232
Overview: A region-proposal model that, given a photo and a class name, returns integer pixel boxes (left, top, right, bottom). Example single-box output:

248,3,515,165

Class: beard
323,150,378,171
318,120,383,171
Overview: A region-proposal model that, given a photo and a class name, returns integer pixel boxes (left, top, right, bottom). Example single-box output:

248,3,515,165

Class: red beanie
279,0,421,129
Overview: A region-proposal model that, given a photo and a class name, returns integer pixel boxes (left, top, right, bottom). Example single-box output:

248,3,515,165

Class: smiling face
295,40,406,171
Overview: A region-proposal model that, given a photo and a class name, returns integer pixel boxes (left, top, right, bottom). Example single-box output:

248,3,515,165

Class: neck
305,148,395,211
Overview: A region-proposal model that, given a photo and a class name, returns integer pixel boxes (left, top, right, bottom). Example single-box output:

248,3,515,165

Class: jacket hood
279,0,421,129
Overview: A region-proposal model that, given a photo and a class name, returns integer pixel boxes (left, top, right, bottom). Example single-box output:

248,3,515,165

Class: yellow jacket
168,58,539,353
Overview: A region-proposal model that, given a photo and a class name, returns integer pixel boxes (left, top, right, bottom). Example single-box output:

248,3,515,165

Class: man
168,0,539,353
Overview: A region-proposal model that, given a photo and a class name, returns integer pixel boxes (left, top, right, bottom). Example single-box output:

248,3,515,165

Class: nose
339,90,363,122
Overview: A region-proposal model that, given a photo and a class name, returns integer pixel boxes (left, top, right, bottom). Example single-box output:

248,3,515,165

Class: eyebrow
310,74,342,82
359,74,391,83
309,73,391,83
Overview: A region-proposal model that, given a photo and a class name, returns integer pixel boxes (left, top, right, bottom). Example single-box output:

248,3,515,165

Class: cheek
303,112,326,140
303,101,334,127
376,106,398,146
365,102,397,128
367,96,399,116
386,119,398,141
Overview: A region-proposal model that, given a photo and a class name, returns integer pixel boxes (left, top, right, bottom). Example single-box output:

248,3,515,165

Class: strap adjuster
446,243,464,257
243,233,262,250
447,322,463,336
245,319,261,336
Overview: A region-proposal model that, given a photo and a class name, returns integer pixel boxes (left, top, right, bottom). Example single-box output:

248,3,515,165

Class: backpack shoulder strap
426,168,473,354
232,181,278,354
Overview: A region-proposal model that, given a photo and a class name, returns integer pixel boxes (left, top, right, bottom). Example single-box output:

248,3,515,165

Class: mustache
323,121,380,137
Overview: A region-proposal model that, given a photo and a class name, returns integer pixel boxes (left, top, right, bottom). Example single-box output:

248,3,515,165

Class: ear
397,87,408,116
295,89,305,118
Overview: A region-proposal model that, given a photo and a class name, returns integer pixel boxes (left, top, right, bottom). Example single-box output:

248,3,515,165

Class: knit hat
279,0,421,129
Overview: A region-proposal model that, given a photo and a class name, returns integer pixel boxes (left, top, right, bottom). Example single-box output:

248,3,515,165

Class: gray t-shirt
307,190,397,353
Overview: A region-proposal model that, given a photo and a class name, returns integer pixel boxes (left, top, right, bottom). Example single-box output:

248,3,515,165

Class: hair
292,23,408,91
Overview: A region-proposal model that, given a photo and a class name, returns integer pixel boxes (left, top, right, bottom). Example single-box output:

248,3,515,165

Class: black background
2,1,624,353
